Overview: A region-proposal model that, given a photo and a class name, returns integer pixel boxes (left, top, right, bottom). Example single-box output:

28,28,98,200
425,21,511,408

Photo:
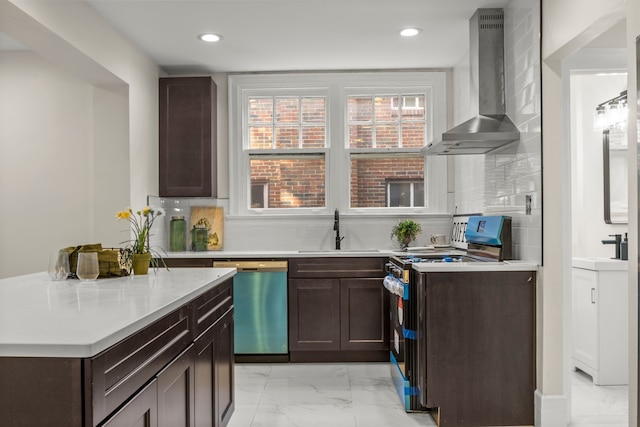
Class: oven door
390,291,406,370
384,274,407,375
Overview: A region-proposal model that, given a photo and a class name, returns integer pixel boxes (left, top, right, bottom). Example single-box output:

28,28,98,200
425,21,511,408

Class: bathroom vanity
572,257,628,385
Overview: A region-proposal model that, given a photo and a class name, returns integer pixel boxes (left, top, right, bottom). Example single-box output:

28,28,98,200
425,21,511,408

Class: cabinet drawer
289,257,385,278
90,304,193,426
192,278,233,337
163,258,215,268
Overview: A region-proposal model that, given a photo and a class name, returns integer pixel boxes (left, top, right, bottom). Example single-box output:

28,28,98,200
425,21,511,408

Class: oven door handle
383,275,405,298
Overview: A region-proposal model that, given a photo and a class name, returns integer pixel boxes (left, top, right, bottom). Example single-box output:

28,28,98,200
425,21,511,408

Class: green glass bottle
191,224,208,252
169,216,186,252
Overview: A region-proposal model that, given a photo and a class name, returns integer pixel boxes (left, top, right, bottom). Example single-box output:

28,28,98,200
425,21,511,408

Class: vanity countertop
572,257,628,271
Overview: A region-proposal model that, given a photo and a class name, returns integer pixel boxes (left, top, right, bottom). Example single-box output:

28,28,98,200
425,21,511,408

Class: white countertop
572,257,628,271
412,260,538,273
0,268,236,358
162,247,464,258
163,249,393,258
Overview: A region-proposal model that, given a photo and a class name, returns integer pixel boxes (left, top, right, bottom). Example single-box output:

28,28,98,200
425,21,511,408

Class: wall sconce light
594,90,628,132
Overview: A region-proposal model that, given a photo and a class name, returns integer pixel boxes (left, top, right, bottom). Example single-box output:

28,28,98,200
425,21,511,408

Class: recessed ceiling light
198,33,223,42
399,28,422,37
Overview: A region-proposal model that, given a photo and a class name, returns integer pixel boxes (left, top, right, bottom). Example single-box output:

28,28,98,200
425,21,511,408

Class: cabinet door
214,310,235,427
289,278,341,351
340,278,389,351
194,309,235,427
572,268,598,370
157,346,195,427
194,324,215,427
101,380,158,427
159,77,217,197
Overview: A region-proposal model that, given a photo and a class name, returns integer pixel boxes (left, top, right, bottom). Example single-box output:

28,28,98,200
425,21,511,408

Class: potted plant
116,206,166,274
391,219,422,249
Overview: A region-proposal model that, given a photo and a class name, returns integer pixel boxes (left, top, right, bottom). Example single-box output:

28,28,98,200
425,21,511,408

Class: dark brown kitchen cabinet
101,380,158,427
416,271,536,427
0,279,234,427
340,277,388,351
194,308,235,427
288,278,341,352
157,346,195,427
288,257,388,362
159,77,217,197
163,258,215,268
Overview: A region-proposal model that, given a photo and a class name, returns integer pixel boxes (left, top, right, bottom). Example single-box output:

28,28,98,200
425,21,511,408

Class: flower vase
132,253,152,275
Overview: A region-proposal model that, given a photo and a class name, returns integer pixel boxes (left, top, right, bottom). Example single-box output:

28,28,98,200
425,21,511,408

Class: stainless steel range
384,215,512,411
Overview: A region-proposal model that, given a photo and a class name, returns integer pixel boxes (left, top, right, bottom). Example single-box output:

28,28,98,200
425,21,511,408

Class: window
229,73,447,216
247,95,327,209
251,181,268,208
348,93,427,208
391,95,424,110
387,180,425,207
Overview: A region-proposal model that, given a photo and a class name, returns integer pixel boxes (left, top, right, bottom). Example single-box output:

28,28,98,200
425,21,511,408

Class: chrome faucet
334,209,345,250
602,234,622,259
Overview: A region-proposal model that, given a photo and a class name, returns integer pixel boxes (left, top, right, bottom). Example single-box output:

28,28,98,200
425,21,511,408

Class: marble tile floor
228,362,630,427
570,369,628,427
227,362,437,427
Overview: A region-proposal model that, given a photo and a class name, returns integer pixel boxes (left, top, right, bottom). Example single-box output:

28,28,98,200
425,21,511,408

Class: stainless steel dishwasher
213,260,288,362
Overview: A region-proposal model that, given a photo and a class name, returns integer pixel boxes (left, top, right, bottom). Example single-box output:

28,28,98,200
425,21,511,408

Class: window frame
228,72,448,217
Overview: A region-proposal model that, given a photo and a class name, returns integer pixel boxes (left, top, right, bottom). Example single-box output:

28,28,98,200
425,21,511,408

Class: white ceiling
83,0,512,75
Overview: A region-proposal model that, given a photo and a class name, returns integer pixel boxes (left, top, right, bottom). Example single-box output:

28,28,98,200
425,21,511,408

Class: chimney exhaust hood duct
422,9,520,155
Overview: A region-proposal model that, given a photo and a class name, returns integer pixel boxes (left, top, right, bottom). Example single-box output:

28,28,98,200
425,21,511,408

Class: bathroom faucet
602,234,622,259
334,209,345,250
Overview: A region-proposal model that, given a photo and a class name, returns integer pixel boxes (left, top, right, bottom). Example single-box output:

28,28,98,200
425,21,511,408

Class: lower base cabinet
98,311,234,427
194,309,235,427
102,380,159,427
288,258,389,362
158,346,195,427
418,271,536,427
100,311,234,427
0,279,234,427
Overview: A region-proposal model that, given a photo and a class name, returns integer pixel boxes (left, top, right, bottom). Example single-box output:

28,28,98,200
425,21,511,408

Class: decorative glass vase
169,215,187,252
132,253,152,275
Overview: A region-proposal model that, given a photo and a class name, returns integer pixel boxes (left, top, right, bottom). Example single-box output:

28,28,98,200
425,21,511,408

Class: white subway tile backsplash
515,174,541,193
147,196,454,253
495,180,517,197
453,0,541,264
495,153,519,167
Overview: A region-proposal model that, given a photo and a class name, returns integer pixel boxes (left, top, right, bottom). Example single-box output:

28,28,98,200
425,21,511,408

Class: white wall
0,0,162,278
0,52,90,275
627,0,639,425
541,0,635,426
570,70,627,258
0,51,131,277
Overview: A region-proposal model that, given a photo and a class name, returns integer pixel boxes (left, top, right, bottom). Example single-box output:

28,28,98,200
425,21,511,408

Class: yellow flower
142,206,151,216
116,210,131,220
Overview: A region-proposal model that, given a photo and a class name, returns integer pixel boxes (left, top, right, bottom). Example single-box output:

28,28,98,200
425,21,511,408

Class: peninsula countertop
0,268,236,358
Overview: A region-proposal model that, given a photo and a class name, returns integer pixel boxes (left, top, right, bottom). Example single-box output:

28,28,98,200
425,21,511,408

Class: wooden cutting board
190,207,224,250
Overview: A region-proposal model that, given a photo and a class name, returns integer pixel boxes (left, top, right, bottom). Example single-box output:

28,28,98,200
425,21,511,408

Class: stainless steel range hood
423,9,520,155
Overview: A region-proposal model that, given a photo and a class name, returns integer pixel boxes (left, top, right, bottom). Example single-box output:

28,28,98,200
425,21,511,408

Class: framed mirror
603,127,628,223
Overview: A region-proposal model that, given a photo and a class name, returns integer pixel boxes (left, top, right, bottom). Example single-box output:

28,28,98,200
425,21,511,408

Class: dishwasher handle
213,260,288,272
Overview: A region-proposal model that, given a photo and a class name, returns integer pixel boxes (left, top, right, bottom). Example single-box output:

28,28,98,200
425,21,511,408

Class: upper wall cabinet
159,77,217,197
